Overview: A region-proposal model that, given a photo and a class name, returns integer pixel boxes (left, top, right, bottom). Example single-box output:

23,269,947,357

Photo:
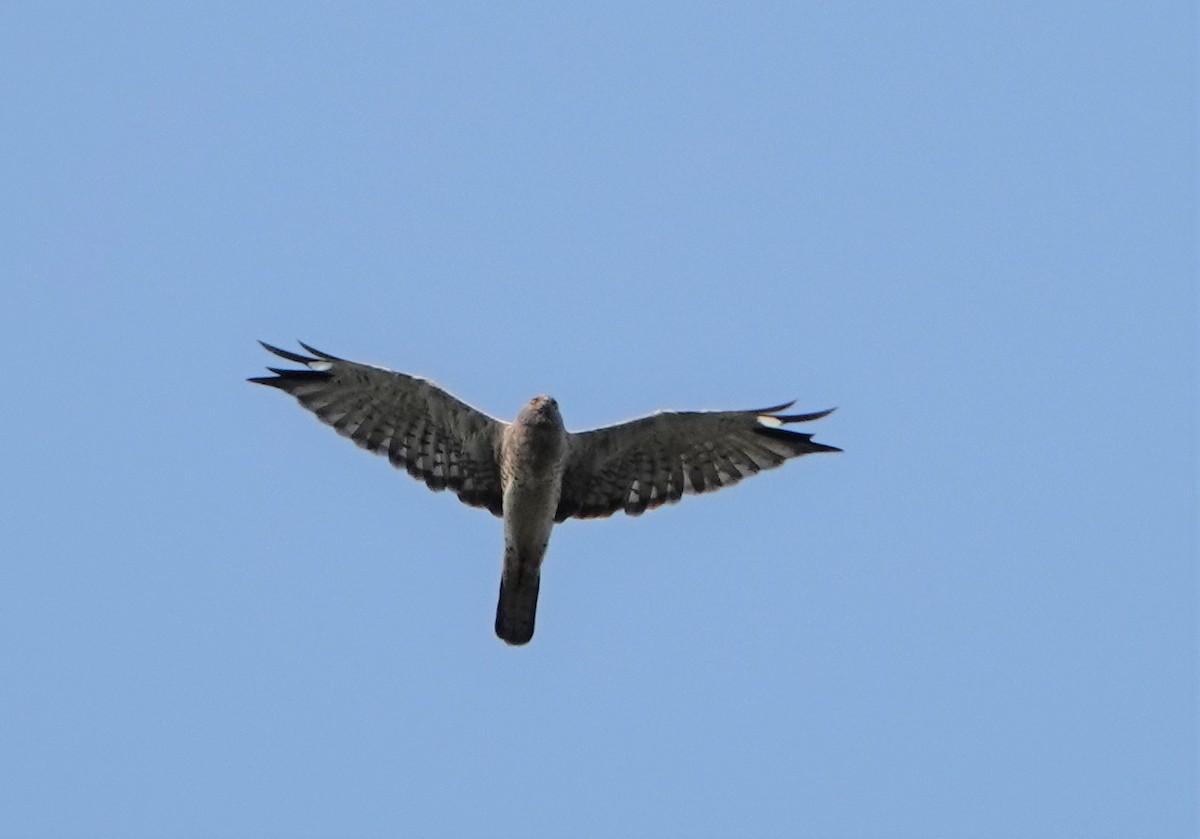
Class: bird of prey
250,342,839,645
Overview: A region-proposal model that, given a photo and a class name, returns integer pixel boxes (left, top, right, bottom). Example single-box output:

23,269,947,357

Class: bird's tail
495,566,541,646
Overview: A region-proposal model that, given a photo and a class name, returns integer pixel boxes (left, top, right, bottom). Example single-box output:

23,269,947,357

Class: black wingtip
257,340,315,364
252,342,340,388
297,341,341,361
752,399,797,415
247,375,291,389
753,426,842,454
753,403,836,424
809,440,843,453
775,406,837,424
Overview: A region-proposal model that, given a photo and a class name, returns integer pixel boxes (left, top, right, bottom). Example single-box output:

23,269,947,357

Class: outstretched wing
555,403,839,520
250,342,507,515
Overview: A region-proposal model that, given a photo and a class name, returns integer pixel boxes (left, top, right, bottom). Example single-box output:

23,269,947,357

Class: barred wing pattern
250,342,507,515
555,404,839,520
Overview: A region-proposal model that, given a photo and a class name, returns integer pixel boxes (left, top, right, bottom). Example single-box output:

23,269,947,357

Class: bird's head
518,395,561,427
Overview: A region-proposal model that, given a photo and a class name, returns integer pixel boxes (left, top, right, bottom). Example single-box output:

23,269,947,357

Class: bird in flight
250,342,839,646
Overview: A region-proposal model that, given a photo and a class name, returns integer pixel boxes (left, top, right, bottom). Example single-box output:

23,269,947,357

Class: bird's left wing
555,402,839,521
250,342,507,516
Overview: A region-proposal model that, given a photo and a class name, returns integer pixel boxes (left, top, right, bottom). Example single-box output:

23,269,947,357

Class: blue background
2,3,1195,837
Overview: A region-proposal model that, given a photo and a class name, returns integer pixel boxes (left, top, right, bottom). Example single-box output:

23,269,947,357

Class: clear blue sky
1,3,1194,837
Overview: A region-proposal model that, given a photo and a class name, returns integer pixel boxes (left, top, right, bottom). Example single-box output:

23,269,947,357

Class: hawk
250,342,839,645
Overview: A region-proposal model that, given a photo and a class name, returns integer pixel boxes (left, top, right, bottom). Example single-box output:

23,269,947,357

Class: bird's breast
501,421,568,485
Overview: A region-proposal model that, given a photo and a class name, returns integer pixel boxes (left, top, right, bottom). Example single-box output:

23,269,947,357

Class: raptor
250,342,839,645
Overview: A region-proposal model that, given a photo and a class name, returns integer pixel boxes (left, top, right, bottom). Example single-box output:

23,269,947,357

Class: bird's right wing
250,342,507,516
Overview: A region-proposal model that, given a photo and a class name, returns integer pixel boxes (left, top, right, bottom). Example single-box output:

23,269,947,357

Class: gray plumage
250,342,840,645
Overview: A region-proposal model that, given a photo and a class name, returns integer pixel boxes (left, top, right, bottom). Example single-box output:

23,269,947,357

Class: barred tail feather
495,568,541,646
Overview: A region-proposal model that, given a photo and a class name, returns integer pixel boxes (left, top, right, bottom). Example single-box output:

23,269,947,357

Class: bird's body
250,342,839,645
496,396,567,643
